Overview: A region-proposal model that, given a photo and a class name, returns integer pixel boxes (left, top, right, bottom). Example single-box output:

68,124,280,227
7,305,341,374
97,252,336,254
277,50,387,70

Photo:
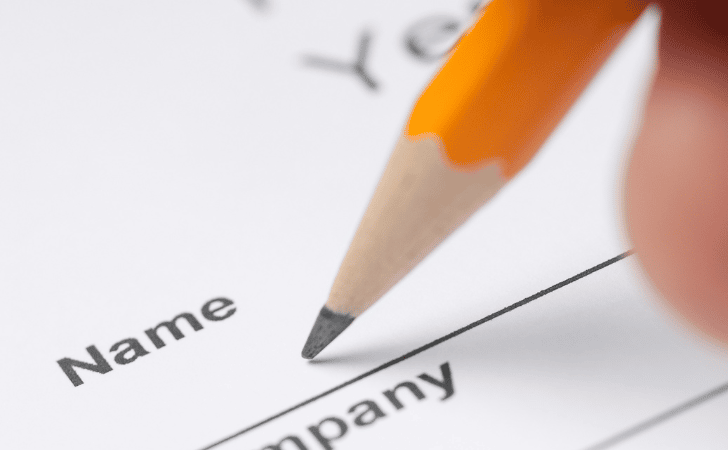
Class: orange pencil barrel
302,0,650,359
406,0,647,176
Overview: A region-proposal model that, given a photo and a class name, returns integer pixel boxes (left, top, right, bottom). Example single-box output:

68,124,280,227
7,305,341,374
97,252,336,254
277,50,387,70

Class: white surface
0,2,726,449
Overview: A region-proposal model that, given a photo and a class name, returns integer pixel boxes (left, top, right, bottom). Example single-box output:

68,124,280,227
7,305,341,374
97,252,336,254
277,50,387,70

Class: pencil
302,0,647,359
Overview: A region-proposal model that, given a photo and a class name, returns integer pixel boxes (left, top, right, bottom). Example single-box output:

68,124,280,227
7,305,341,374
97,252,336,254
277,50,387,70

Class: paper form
0,2,726,449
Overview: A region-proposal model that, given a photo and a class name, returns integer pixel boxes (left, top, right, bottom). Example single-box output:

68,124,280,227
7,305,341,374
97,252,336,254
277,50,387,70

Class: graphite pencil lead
301,307,355,359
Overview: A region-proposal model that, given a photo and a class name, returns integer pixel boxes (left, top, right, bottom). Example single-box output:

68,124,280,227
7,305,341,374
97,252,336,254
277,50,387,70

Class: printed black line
197,251,633,450
583,380,728,450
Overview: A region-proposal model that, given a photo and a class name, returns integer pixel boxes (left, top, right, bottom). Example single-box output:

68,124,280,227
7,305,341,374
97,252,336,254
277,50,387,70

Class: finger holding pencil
626,0,728,346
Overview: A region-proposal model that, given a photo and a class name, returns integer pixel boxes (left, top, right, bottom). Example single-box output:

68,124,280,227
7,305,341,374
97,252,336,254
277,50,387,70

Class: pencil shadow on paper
244,0,269,11
307,341,416,366
304,286,685,381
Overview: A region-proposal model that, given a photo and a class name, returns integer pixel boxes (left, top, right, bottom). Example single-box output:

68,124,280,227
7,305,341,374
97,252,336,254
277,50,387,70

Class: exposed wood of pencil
324,135,506,317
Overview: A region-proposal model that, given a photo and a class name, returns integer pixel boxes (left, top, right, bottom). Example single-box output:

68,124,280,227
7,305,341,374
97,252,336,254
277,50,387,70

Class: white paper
0,2,726,449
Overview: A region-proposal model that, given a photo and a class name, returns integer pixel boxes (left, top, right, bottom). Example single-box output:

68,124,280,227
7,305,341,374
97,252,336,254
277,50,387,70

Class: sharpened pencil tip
301,307,355,359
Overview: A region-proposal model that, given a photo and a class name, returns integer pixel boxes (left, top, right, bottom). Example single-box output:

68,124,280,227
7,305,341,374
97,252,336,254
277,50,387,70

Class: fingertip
625,62,728,345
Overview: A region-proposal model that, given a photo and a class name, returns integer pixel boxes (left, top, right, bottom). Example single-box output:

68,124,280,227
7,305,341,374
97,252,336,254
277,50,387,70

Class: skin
625,0,728,344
